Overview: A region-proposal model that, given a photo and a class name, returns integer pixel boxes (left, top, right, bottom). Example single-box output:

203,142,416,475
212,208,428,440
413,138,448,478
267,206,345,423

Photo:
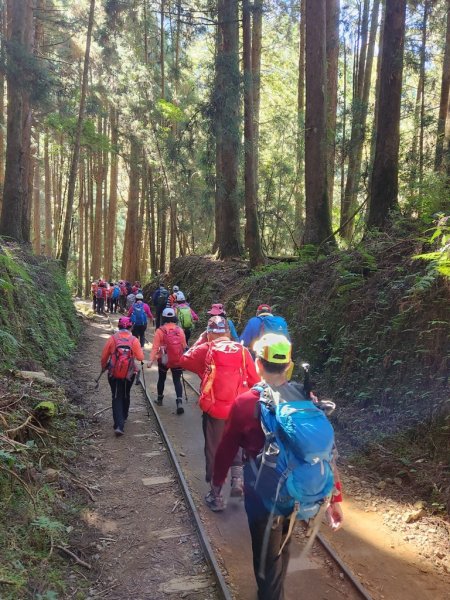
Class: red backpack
160,326,185,369
108,333,135,380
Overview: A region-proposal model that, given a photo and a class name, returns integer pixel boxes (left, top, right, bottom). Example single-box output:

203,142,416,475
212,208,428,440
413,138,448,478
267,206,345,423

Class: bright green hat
254,334,292,364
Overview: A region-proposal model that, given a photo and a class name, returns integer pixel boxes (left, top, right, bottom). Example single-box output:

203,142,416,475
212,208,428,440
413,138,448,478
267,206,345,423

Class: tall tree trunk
295,0,306,243
243,0,264,267
121,138,141,282
341,0,380,240
367,0,406,230
435,0,450,171
33,135,41,253
159,187,167,273
91,120,105,279
304,0,335,246
59,0,95,270
84,163,90,297
160,0,165,99
0,0,6,210
44,130,52,255
252,0,263,200
77,162,85,297
326,0,340,210
0,0,27,240
105,106,119,280
216,0,242,258
147,164,157,275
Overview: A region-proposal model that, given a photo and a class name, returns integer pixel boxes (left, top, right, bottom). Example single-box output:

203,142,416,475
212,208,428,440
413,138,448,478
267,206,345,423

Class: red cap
257,304,271,314
208,303,226,316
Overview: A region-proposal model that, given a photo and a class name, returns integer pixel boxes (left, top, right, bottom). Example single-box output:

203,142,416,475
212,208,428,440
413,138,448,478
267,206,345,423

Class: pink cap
208,303,226,316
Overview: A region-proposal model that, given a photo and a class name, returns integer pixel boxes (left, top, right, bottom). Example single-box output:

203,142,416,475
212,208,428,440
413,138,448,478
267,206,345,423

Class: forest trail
70,308,450,600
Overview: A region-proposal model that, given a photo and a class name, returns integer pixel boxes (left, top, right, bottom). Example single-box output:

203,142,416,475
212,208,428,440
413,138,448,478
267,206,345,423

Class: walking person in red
148,307,187,414
180,316,259,493
100,317,144,436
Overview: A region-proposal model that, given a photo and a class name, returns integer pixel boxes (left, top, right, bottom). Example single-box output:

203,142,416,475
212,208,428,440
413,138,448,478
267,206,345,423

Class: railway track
139,371,374,600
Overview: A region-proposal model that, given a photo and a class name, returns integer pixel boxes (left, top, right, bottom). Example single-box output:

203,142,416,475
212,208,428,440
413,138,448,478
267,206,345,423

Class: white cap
136,293,143,300
173,285,179,292
162,307,176,318
176,291,186,302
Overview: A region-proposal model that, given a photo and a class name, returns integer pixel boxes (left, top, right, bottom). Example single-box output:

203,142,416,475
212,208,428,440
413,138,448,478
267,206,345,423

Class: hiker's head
118,317,133,330
159,282,165,289
136,293,144,301
173,285,179,293
175,291,186,302
256,304,272,316
206,316,230,340
162,307,177,324
208,303,226,317
254,334,291,377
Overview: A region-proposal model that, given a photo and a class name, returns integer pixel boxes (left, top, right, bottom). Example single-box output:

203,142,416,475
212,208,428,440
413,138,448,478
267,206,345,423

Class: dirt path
69,309,450,600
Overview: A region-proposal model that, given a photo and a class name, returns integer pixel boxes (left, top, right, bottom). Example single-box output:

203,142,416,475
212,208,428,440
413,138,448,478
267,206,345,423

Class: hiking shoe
230,476,244,498
114,428,124,436
205,490,225,512
155,395,163,406
176,398,184,415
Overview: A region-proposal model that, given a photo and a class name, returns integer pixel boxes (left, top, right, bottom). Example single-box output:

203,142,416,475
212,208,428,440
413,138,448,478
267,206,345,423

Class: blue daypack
112,286,120,300
258,315,290,339
131,303,147,326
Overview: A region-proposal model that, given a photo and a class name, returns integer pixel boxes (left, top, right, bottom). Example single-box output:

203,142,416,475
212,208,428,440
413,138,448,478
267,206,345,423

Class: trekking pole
181,372,189,403
94,369,106,391
140,362,147,391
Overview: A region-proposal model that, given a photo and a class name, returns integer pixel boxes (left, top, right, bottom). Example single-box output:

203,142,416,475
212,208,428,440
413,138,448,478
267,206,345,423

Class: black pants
111,298,118,313
183,328,192,345
157,364,183,399
119,296,126,312
132,324,147,347
97,298,105,314
92,295,97,311
155,308,164,329
202,413,243,483
108,375,134,431
243,464,292,600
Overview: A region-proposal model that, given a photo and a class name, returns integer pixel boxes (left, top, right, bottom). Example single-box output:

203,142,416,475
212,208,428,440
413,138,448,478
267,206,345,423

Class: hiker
118,280,127,313
126,289,136,311
169,285,181,307
180,316,258,487
194,304,240,346
96,281,107,314
106,282,113,313
175,292,198,345
240,304,289,355
152,283,170,328
128,293,153,348
100,317,144,436
111,282,120,313
208,334,343,600
148,307,187,415
91,280,98,312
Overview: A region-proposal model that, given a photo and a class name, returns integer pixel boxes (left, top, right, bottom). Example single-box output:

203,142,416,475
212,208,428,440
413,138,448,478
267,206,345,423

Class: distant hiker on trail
169,285,182,307
240,304,289,355
127,293,153,348
96,281,107,314
152,283,170,328
174,291,198,345
194,303,239,346
148,307,187,415
126,289,136,311
91,280,98,312
100,317,144,436
208,334,343,600
118,280,127,313
180,316,258,489
110,283,120,314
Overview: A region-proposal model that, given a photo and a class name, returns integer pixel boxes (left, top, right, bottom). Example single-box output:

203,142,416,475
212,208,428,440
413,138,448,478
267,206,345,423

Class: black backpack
157,288,169,308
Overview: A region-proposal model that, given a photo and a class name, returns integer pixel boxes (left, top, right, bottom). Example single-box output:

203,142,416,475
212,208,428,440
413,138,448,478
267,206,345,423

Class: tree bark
435,0,450,171
104,106,119,280
326,0,340,209
216,0,242,258
367,0,406,230
0,0,6,210
44,130,52,255
77,161,85,297
121,138,141,282
295,0,306,243
59,0,95,269
243,0,264,267
252,0,263,200
304,0,335,246
91,118,105,279
32,135,41,253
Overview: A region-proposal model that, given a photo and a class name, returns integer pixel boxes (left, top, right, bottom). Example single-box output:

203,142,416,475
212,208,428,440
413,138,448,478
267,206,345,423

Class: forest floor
66,305,450,600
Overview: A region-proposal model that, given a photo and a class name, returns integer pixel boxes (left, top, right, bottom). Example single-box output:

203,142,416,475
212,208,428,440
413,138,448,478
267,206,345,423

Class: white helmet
162,307,176,318
176,291,186,302
173,285,179,292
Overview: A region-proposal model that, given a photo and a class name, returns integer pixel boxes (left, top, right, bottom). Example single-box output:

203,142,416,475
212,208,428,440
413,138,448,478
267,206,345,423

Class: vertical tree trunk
44,130,52,255
295,0,306,243
435,0,450,171
367,0,406,230
216,0,242,258
252,0,263,199
0,0,6,210
33,135,41,253
0,0,27,240
213,2,223,254
121,138,141,282
326,0,340,209
59,0,95,269
84,162,90,297
159,189,167,273
91,121,104,279
243,0,264,267
160,0,165,99
105,106,119,280
304,0,335,246
78,162,85,297
341,0,380,239
147,164,157,275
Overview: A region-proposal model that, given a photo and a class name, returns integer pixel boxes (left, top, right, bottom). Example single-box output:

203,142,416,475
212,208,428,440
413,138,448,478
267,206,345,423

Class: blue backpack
251,383,335,577
131,303,147,326
258,315,290,339
112,286,120,300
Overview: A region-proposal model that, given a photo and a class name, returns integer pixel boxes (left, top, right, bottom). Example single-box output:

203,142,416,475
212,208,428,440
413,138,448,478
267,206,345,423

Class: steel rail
138,376,233,600
182,377,373,600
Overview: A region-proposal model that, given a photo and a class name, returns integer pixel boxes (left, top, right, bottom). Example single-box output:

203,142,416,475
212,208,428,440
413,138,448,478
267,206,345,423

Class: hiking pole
140,362,147,391
181,372,189,403
94,369,106,391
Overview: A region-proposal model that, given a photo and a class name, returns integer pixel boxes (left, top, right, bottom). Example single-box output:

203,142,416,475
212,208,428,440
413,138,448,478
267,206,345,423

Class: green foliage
414,214,450,277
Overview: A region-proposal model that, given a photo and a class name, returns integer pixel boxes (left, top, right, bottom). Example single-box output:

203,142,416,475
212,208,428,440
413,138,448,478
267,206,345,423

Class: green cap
254,334,291,364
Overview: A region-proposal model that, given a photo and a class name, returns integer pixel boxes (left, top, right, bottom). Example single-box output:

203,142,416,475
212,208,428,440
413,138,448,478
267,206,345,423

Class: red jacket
179,338,259,419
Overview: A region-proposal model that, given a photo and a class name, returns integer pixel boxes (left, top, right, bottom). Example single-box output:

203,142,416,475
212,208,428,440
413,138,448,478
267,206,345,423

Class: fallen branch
0,465,36,507
56,545,92,569
93,406,111,417
5,414,34,436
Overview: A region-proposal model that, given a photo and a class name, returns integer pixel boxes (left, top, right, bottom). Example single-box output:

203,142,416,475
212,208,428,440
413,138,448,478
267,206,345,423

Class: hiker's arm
245,349,259,387
327,464,343,530
228,319,239,342
179,344,208,377
100,338,114,371
180,329,187,349
132,339,144,362
149,329,163,363
212,403,243,488
144,304,154,319
191,308,199,321
240,318,258,348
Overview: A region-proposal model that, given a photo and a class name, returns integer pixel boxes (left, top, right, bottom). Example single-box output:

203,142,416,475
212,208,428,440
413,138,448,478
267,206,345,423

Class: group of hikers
99,284,343,600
